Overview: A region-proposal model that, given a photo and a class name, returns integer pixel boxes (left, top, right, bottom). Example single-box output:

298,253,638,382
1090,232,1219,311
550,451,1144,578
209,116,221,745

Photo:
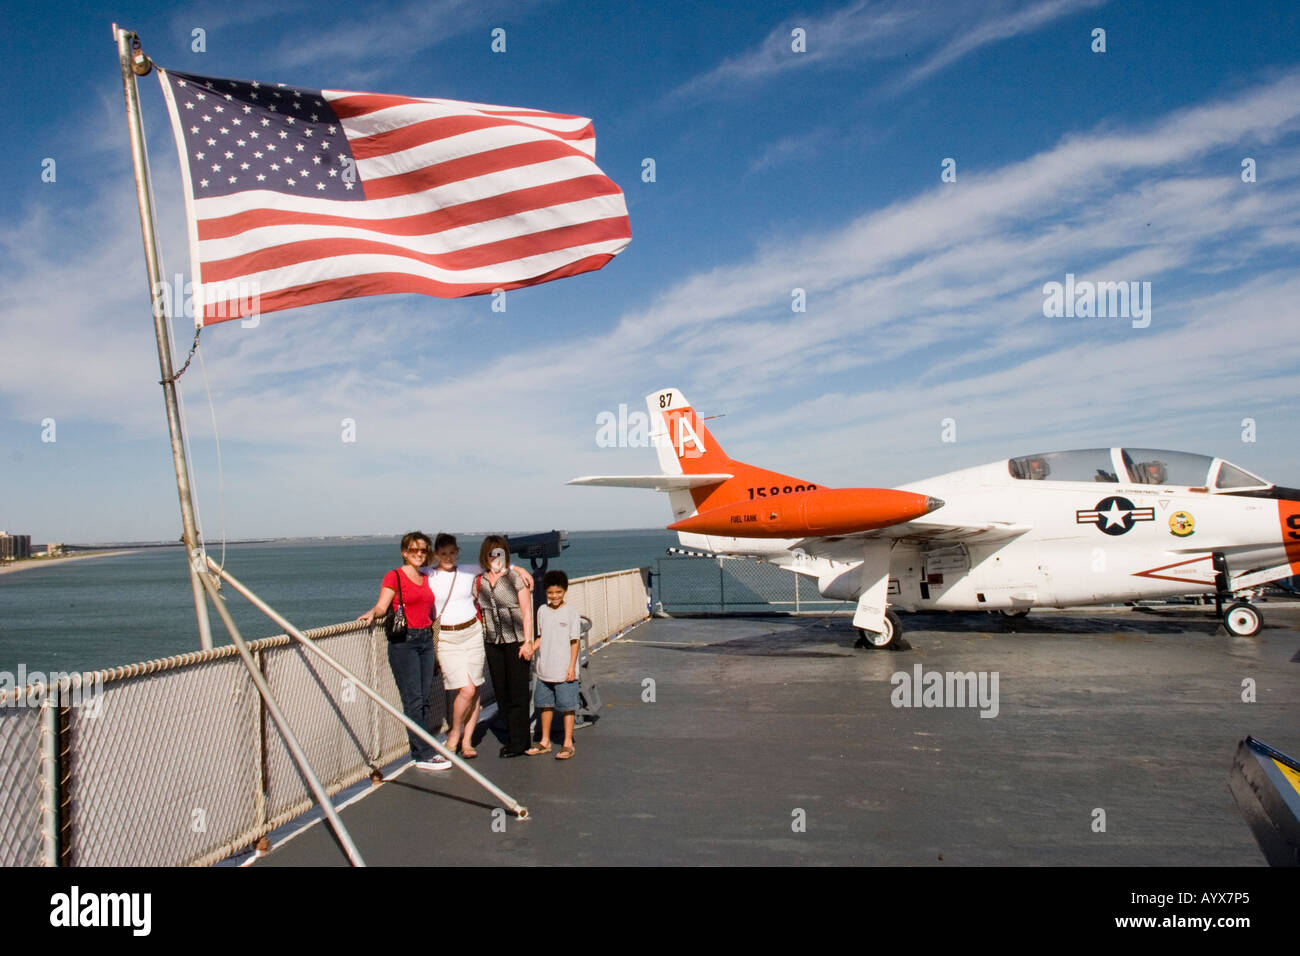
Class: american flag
157,69,631,326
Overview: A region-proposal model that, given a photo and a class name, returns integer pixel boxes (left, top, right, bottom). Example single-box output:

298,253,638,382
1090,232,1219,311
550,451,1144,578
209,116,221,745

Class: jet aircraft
571,388,1300,648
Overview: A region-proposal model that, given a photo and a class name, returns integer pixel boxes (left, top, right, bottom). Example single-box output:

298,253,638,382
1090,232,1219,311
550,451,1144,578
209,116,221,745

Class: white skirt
437,619,485,690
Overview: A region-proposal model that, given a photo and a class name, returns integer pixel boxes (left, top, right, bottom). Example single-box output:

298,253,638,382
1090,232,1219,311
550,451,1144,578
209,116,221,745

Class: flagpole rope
196,344,228,571
160,326,201,384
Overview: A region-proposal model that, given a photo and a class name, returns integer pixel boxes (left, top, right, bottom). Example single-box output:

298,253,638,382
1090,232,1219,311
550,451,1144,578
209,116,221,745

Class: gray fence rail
0,567,650,867
654,555,852,614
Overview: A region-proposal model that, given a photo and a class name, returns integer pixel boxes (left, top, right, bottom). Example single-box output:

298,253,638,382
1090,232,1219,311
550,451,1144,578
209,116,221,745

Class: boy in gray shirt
526,570,581,760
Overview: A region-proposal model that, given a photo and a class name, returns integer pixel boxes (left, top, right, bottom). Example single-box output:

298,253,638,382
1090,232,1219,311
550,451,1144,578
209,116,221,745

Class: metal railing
0,567,650,867
654,555,852,614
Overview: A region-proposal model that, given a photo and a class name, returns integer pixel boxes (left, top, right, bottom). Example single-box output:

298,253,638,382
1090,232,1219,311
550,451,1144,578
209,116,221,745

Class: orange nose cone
669,488,940,538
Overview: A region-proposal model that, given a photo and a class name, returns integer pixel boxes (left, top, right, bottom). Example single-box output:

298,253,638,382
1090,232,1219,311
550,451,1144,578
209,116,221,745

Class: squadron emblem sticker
1076,496,1156,536
1169,510,1195,537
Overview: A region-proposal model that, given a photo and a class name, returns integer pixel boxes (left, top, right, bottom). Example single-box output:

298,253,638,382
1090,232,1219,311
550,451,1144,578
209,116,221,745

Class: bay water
0,530,675,674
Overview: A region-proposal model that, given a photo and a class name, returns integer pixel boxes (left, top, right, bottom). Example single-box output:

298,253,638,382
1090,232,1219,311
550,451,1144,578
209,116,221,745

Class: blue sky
1,0,1298,543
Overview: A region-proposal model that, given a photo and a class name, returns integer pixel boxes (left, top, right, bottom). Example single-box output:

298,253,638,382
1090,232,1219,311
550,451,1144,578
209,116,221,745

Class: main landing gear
855,609,904,650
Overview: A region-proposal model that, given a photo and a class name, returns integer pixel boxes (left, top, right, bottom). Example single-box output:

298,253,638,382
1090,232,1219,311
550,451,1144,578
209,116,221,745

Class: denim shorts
534,678,579,712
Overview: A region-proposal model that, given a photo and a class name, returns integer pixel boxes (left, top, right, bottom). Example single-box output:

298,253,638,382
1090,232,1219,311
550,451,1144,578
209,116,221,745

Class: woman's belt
440,618,478,631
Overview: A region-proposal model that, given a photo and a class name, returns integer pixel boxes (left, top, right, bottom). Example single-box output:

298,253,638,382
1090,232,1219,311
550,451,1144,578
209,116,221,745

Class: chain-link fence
0,567,649,866
654,556,852,614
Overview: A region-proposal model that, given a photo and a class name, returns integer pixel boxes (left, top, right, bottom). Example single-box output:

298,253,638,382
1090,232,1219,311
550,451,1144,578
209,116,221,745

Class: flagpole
113,24,214,651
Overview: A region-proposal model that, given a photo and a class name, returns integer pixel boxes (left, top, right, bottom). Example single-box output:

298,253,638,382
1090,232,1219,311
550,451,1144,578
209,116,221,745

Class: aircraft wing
568,474,733,491
791,519,1032,559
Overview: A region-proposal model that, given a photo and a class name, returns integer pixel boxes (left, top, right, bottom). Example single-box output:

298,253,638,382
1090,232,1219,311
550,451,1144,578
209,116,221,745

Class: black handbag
384,569,409,643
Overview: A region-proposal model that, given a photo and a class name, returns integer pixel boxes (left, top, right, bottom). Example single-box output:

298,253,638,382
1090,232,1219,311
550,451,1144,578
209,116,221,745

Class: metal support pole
208,557,530,818
196,572,367,865
113,23,213,650
39,692,60,867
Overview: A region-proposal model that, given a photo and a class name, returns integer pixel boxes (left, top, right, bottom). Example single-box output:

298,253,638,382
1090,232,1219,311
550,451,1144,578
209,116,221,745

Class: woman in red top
358,531,449,771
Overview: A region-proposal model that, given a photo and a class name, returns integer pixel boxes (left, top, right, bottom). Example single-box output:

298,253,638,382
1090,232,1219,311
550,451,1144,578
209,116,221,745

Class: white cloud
673,0,1106,100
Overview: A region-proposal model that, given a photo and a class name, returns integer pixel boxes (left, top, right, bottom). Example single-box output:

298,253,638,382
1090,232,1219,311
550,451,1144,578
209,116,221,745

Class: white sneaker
414,755,452,771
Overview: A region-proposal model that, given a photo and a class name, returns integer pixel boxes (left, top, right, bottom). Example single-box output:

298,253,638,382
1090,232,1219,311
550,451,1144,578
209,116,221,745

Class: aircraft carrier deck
253,604,1300,867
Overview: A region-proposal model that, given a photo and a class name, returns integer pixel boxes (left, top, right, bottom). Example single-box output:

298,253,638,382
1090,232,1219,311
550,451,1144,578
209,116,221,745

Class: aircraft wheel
1223,602,1262,637
999,609,1030,619
855,609,903,650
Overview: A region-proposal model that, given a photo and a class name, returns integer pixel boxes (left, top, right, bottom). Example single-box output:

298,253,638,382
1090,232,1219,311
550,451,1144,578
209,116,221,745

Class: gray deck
256,604,1300,866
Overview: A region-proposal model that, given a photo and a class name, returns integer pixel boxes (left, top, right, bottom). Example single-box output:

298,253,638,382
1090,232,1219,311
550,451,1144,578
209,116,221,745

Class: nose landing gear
1223,602,1263,637
1213,551,1263,637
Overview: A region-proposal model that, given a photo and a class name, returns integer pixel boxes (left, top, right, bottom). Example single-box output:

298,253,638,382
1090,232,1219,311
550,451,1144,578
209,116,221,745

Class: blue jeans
386,627,437,761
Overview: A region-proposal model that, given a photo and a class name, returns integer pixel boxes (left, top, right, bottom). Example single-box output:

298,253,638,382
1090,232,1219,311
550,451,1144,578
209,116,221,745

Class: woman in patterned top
476,535,535,758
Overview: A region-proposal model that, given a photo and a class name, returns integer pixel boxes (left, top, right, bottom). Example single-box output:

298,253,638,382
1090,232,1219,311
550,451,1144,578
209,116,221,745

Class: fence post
719,559,725,613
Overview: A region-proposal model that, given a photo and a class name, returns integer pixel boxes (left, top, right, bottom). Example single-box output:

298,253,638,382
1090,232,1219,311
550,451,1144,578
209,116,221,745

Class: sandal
525,743,552,756
555,746,575,760
459,744,478,760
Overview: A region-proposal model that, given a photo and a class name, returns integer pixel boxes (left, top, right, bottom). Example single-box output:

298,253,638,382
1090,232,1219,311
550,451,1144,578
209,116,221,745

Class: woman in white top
425,532,532,758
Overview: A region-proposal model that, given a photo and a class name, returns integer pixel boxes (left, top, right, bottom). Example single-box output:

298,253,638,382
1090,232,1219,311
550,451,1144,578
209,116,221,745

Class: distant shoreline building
0,532,32,561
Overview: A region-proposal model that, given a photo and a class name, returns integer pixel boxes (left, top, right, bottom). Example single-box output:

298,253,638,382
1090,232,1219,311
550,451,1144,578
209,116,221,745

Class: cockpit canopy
1008,448,1270,490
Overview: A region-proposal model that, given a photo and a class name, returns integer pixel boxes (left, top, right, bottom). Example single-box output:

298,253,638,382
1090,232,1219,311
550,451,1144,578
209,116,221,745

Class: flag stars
270,163,280,171
295,142,305,152
199,178,209,187
240,162,250,170
254,151,264,158
278,130,288,139
250,131,259,139
328,168,337,177
202,114,212,122
195,93,206,101
190,126,199,134
286,117,295,125
256,174,266,181
195,151,205,160
231,118,242,126
211,163,221,172
214,105,224,113
344,182,354,190
207,138,216,146
236,139,246,147
219,127,229,135
286,177,295,186
243,106,252,114
228,175,237,183
184,101,195,110
261,118,271,126
225,151,234,159
316,182,326,190
312,155,322,164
